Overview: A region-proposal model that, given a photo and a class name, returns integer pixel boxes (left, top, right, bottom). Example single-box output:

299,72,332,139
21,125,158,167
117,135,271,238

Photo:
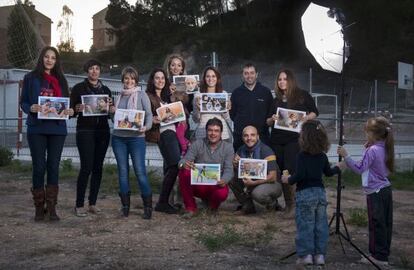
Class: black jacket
230,82,273,137
70,79,112,131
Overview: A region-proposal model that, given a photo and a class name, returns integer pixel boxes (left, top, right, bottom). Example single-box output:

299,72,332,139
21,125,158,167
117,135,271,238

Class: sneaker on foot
314,254,325,265
74,207,87,217
296,254,313,265
360,255,389,266
88,205,101,214
181,210,197,219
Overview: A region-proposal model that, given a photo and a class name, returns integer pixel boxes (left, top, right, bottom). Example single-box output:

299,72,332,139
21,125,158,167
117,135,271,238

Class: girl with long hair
338,117,394,266
281,120,340,267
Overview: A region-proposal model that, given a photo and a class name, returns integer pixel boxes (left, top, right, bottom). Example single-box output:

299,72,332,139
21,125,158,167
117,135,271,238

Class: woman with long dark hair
266,68,318,218
146,68,182,214
70,59,112,217
20,46,74,221
192,66,231,141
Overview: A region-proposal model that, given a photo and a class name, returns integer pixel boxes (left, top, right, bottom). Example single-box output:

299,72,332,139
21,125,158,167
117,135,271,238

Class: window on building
108,33,114,42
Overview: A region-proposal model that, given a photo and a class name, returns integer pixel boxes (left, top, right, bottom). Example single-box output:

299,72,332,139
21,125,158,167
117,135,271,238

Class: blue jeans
27,133,66,189
295,187,329,257
112,135,151,197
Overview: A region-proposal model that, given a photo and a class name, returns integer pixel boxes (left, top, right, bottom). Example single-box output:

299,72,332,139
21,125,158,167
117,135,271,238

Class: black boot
142,194,152,220
31,187,45,221
45,185,60,221
119,192,130,217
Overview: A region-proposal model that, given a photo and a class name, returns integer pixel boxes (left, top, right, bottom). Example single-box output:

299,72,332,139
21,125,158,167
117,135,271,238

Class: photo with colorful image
238,158,267,180
114,109,145,131
37,96,70,120
191,163,221,185
156,101,186,126
199,93,228,113
173,75,200,94
81,94,109,116
274,107,307,133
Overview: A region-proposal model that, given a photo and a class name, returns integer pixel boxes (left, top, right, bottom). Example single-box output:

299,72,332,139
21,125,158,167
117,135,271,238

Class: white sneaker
314,254,325,265
360,255,389,266
88,205,101,214
296,254,313,265
74,207,87,217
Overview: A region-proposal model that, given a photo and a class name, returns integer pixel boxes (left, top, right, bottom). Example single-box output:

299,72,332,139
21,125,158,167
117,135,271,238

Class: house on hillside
92,7,116,52
0,4,51,67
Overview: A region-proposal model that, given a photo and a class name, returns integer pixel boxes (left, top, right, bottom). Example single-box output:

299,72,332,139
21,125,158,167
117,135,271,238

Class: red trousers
178,169,229,212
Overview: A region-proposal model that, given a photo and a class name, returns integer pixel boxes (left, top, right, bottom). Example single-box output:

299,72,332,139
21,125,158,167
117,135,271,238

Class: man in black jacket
230,63,273,151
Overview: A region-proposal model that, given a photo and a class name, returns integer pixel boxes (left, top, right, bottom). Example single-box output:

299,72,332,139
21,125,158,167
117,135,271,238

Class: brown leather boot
31,187,45,221
281,183,296,219
45,185,60,221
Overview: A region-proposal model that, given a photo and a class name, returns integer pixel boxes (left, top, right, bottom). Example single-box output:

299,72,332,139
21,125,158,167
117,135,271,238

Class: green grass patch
3,159,32,174
99,165,162,195
347,207,368,227
324,170,414,190
196,226,242,252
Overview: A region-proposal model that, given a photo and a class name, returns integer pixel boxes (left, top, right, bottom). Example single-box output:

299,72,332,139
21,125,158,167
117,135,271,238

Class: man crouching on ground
178,117,234,217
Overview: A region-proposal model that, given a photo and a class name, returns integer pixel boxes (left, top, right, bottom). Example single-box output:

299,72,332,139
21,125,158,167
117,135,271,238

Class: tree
6,0,38,68
56,5,75,52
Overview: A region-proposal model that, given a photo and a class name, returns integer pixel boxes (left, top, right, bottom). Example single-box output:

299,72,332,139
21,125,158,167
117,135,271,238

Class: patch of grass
60,158,77,179
324,170,414,191
100,166,162,195
3,159,32,174
196,226,242,251
399,253,413,269
0,146,13,166
347,207,368,227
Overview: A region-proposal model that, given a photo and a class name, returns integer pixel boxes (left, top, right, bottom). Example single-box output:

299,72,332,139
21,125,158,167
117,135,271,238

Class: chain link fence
1,57,414,169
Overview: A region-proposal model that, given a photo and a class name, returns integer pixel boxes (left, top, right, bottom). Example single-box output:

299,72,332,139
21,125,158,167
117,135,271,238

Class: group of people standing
21,46,394,267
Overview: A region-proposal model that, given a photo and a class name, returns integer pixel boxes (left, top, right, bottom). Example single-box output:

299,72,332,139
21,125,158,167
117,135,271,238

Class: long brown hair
274,68,302,107
200,66,223,93
365,117,395,172
299,120,330,155
33,46,68,96
163,54,186,79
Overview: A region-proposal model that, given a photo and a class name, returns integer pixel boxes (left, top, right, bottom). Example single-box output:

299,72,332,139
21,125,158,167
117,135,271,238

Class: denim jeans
295,187,329,257
75,130,110,207
112,135,151,197
27,134,66,189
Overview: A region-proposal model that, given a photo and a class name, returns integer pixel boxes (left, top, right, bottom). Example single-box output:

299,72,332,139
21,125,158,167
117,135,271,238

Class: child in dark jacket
281,120,340,267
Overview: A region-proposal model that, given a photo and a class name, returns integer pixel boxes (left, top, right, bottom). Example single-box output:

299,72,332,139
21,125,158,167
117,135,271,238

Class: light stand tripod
328,23,381,270
280,6,382,269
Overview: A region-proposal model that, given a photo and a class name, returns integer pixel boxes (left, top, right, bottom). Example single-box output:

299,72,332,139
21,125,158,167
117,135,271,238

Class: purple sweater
345,141,391,194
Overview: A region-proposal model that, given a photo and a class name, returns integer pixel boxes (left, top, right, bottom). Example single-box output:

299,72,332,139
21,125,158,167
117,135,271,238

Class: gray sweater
179,139,234,183
112,90,153,137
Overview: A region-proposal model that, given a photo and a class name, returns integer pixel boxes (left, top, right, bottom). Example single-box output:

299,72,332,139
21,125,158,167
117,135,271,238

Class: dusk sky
1,0,136,52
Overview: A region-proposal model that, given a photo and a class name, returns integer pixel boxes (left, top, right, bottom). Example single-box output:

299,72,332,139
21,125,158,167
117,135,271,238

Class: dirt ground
0,170,413,270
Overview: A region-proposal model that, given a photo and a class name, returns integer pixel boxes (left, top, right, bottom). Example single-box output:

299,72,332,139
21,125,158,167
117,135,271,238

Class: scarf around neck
115,86,140,110
43,72,62,97
239,140,262,159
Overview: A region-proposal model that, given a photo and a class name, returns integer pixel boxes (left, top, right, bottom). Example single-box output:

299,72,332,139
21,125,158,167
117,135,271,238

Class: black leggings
75,130,110,207
271,141,300,174
158,130,181,204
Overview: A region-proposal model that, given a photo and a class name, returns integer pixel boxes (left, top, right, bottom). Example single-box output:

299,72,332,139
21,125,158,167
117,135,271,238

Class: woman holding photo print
111,66,153,219
192,67,231,141
20,46,73,221
266,68,318,218
146,68,184,214
70,59,112,217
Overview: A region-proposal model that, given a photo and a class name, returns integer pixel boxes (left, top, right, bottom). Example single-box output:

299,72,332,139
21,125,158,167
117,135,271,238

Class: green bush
0,147,13,166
